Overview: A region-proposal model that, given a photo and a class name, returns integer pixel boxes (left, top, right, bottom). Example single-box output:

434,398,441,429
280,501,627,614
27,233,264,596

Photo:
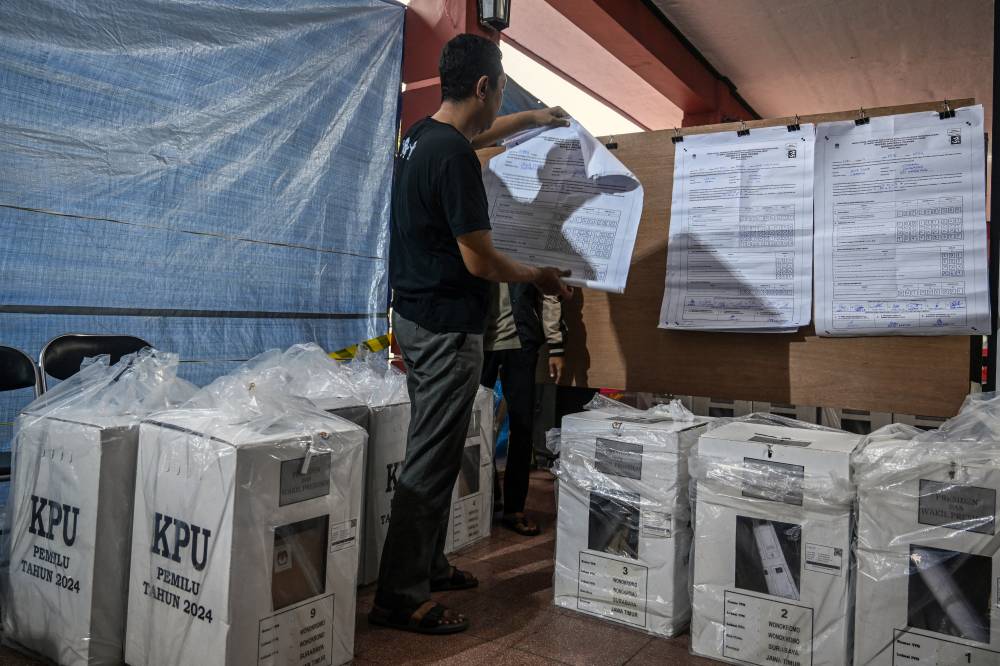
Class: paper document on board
484,120,643,293
814,105,989,336
659,125,816,332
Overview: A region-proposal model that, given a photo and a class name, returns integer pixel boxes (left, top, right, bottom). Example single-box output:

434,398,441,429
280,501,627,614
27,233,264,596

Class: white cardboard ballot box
358,397,410,586
124,407,365,666
553,409,710,637
690,421,863,666
445,387,495,554
6,410,139,665
4,351,194,666
854,431,1000,665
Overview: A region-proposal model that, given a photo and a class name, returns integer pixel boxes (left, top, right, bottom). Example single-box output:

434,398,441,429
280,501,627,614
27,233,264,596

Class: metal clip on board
939,99,956,119
855,107,870,126
787,114,801,132
671,127,683,144
737,119,750,137
605,135,618,150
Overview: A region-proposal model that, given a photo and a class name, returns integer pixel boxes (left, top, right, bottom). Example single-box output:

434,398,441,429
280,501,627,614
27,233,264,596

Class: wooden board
479,99,979,417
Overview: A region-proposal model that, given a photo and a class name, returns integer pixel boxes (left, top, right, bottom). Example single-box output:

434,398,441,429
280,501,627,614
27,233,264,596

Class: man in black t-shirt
371,34,572,635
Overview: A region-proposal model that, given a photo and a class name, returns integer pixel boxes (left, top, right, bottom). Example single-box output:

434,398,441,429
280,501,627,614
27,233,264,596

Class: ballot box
358,396,410,586
124,386,365,666
690,421,863,666
238,343,398,588
445,387,495,554
553,406,710,637
316,396,369,430
4,351,194,666
854,415,1000,665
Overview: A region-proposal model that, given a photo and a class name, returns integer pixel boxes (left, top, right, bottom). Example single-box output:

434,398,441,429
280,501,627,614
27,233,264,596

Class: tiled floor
0,470,714,665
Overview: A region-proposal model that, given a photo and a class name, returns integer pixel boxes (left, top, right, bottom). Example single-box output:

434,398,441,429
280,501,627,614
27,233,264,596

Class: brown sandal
368,600,469,635
430,566,479,592
502,513,541,536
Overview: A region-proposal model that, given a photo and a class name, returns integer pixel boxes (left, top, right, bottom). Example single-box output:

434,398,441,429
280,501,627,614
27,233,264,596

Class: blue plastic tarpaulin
0,0,405,447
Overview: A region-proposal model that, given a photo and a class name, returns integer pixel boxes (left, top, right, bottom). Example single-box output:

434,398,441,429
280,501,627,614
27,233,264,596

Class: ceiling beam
540,0,757,124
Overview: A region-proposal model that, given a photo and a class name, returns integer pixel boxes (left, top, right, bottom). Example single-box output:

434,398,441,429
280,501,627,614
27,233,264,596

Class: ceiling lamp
478,0,511,32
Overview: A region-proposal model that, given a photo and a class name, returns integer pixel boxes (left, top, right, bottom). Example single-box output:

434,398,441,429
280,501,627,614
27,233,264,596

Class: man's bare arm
470,107,570,150
457,230,572,299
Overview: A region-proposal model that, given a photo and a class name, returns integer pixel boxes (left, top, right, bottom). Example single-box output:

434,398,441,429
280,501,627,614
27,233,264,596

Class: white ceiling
651,0,993,133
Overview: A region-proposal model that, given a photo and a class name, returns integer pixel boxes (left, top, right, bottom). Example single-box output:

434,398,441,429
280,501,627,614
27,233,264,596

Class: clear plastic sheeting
583,392,696,422
853,394,1000,665
126,369,366,666
553,404,710,637
690,419,864,666
4,349,196,665
236,343,370,427
342,349,409,410
705,410,843,434
545,428,562,457
0,0,405,447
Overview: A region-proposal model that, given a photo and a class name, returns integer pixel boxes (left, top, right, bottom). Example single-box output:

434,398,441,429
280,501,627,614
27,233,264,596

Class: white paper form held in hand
814,105,989,336
659,125,816,332
484,120,644,293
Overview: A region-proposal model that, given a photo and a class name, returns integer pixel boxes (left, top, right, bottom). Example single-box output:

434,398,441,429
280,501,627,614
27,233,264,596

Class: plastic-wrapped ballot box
4,351,194,666
553,409,710,637
445,386,495,554
854,420,1000,665
359,396,410,585
7,411,138,665
125,405,365,666
690,421,863,666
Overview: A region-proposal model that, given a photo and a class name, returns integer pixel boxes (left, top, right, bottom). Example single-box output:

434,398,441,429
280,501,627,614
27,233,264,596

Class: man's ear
475,75,489,100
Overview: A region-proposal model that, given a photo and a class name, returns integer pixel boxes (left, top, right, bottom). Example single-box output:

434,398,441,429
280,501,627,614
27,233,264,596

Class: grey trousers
375,312,484,610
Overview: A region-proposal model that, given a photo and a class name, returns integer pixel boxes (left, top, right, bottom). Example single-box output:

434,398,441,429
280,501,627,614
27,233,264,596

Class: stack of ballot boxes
125,388,365,666
690,420,863,666
445,386,495,554
553,407,710,637
4,351,194,666
854,414,1000,665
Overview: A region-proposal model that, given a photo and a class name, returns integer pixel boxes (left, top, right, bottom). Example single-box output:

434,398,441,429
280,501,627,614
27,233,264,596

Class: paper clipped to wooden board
814,105,990,336
660,125,816,332
484,120,644,293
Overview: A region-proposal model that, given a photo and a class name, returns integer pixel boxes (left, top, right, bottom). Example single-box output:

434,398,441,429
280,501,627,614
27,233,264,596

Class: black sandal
430,566,479,592
502,513,541,536
368,600,469,635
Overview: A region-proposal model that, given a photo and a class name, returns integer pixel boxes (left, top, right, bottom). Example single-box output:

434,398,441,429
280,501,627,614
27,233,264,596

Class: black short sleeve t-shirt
389,118,493,333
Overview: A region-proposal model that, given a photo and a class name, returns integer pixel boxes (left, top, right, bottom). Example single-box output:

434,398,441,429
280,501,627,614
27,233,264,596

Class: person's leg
499,347,538,519
375,314,483,612
480,350,501,389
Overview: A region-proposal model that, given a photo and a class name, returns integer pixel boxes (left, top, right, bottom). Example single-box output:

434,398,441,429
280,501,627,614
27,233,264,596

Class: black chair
0,346,41,478
0,346,40,397
39,333,151,392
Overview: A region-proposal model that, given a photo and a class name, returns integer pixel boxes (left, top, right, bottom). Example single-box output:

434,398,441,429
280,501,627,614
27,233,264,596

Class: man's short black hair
439,34,503,102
